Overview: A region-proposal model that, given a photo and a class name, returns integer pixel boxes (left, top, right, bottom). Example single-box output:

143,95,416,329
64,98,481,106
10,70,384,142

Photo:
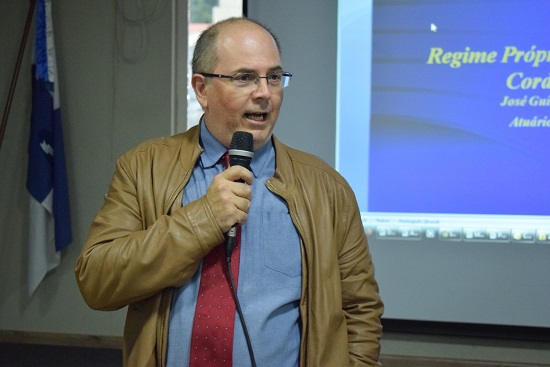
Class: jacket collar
173,125,296,201
268,135,296,198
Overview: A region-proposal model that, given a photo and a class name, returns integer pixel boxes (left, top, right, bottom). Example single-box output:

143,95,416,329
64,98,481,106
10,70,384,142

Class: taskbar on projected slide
362,213,550,244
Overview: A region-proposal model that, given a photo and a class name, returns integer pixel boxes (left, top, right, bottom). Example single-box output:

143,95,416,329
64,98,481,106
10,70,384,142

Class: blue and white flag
27,0,72,296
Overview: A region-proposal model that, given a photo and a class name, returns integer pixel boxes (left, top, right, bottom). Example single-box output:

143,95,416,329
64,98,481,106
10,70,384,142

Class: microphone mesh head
230,131,254,152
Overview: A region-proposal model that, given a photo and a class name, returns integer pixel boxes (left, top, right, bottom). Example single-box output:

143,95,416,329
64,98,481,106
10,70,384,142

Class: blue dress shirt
166,122,302,367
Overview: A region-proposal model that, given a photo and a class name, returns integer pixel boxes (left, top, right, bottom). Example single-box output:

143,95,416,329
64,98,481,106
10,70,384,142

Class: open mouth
244,113,268,121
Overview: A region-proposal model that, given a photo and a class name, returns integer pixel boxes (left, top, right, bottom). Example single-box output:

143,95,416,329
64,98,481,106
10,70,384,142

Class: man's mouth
245,113,267,121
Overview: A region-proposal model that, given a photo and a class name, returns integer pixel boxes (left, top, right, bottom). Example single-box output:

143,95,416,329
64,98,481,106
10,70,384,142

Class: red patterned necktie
189,152,241,367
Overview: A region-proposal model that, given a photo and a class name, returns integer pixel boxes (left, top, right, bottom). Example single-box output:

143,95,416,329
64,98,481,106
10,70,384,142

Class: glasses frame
199,71,293,88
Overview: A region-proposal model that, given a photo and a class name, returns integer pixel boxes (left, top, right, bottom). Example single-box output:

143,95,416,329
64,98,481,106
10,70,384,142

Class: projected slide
337,0,550,243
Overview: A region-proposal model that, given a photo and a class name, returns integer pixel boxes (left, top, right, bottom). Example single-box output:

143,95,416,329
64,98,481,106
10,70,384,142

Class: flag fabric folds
26,0,72,296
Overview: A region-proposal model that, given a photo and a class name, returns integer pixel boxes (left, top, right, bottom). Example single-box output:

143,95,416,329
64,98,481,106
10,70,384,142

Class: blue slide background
338,0,550,216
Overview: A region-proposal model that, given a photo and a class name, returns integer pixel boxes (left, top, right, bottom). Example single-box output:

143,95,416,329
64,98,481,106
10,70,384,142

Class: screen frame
337,0,550,341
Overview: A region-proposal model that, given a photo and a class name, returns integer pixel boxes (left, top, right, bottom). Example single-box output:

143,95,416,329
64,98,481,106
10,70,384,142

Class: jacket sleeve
74,153,225,311
339,197,384,366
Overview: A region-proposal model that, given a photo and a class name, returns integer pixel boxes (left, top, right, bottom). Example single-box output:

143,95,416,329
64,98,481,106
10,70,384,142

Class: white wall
248,1,338,166
0,0,180,337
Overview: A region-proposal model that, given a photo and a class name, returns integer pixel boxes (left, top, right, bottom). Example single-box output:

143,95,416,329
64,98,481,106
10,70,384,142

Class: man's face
194,23,284,150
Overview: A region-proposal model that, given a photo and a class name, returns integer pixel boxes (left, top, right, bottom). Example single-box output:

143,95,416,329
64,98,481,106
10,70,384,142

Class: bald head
192,17,281,74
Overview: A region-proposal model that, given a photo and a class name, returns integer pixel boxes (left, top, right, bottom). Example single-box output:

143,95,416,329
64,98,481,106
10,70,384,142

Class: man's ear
192,74,208,109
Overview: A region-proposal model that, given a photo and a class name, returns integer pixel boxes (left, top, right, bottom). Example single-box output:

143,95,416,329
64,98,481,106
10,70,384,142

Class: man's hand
205,166,253,233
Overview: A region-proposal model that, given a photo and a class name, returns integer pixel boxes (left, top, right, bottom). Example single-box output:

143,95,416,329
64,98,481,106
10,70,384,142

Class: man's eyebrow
268,66,284,72
232,66,284,74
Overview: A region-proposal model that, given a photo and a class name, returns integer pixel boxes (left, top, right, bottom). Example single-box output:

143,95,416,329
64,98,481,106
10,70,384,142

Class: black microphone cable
226,252,257,367
225,131,257,367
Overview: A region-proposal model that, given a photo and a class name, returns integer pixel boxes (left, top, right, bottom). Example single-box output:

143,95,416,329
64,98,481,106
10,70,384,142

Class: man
75,17,383,366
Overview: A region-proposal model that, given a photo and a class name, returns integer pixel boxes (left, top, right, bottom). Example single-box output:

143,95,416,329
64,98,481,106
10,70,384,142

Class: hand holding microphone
204,132,254,252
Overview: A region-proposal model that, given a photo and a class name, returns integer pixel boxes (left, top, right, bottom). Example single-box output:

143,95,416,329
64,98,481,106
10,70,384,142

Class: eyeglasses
199,71,293,88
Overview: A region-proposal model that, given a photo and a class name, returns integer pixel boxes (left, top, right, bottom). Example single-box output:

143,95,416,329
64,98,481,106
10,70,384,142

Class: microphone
225,131,254,260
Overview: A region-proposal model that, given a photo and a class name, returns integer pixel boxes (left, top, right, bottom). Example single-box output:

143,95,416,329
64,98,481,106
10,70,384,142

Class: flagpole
0,0,37,152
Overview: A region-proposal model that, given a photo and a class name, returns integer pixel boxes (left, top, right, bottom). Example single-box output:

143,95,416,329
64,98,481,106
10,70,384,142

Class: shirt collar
199,120,227,168
250,135,274,179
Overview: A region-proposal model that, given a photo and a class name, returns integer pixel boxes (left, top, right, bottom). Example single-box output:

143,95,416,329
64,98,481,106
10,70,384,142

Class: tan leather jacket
75,125,383,366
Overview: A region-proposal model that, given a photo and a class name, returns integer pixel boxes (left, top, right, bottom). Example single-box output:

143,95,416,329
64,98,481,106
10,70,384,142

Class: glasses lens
232,73,257,86
229,72,292,88
282,73,292,88
266,73,282,85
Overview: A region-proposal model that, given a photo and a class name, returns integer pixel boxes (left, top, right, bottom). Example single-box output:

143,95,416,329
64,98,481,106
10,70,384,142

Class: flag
26,0,72,296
